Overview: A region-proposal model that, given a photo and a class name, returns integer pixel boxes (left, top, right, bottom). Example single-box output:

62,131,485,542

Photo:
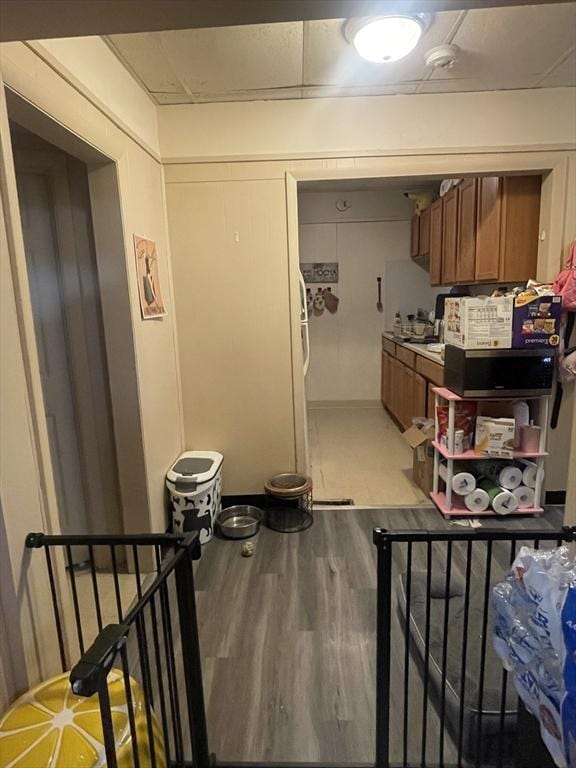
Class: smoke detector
425,44,460,70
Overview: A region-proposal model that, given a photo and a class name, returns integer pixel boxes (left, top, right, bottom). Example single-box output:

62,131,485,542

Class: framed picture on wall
134,234,166,319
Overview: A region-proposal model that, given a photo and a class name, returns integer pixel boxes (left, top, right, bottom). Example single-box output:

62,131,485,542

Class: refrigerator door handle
302,321,310,376
299,271,308,323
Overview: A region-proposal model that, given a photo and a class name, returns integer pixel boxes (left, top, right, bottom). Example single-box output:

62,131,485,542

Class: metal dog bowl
217,506,263,539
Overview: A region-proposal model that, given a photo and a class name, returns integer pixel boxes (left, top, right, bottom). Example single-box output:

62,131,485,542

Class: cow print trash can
167,451,223,544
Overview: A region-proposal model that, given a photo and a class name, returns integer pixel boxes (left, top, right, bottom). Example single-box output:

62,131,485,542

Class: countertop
382,332,444,366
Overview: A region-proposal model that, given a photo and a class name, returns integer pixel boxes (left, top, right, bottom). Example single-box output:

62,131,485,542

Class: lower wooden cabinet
381,351,391,406
401,365,415,429
381,341,443,428
414,373,427,420
427,382,436,420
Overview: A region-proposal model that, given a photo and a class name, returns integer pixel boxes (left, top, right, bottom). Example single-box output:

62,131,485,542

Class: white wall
298,190,442,402
159,88,576,161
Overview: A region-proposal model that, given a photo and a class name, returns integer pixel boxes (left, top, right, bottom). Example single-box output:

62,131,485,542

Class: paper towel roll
464,488,490,512
514,459,538,489
439,463,476,495
480,461,522,490
477,478,519,515
513,485,535,509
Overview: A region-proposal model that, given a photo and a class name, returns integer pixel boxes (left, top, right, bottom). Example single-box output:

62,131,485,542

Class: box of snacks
512,284,562,349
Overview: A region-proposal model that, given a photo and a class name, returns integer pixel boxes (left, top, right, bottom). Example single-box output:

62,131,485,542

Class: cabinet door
381,351,389,408
390,358,401,422
499,175,541,283
419,206,431,257
414,373,427,419
427,382,436,421
429,198,443,285
402,366,415,429
441,188,458,284
475,176,502,281
410,214,420,259
456,178,477,283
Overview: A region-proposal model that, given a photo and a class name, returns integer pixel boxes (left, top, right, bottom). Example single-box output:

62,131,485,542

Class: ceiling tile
303,12,462,88
155,23,303,95
433,3,576,85
108,32,187,93
538,48,576,87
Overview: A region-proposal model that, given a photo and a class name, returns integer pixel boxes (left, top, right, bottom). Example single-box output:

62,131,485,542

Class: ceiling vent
425,44,460,70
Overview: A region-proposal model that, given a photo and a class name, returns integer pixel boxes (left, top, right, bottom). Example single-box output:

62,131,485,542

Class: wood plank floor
194,506,563,763
307,404,428,506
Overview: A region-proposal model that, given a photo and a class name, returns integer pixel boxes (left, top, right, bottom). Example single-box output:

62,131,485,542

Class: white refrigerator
299,271,310,376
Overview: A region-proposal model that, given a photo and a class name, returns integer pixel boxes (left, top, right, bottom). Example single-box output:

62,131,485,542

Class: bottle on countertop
393,312,402,337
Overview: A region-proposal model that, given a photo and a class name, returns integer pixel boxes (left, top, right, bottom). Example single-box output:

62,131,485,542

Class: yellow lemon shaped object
0,669,165,768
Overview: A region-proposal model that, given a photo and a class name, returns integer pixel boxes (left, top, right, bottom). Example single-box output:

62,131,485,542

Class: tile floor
307,403,428,506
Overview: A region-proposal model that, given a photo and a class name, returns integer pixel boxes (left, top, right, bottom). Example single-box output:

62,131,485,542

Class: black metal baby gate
25,530,210,768
374,525,576,768
25,524,575,768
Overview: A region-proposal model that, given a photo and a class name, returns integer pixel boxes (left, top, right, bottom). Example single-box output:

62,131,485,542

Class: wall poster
134,234,166,319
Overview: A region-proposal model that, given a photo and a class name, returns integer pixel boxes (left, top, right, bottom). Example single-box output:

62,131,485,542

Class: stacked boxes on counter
444,282,562,351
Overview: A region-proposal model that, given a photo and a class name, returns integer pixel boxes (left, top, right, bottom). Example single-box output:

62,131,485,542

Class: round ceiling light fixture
345,15,430,64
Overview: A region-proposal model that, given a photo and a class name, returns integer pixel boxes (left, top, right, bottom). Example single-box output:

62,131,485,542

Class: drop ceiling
107,2,576,104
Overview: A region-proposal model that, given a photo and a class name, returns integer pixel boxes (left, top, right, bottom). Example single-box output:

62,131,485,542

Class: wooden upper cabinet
429,198,443,286
419,206,431,257
456,178,477,283
410,214,420,259
499,176,541,283
475,175,541,283
475,176,502,281
441,187,458,284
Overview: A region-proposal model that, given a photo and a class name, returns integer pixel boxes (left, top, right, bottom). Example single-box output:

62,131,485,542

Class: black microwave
444,345,555,397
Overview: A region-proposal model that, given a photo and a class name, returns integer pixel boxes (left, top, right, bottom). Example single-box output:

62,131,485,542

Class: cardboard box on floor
403,421,436,496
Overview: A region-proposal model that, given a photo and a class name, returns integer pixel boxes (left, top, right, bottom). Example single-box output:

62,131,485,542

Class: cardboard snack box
444,296,513,349
512,294,562,349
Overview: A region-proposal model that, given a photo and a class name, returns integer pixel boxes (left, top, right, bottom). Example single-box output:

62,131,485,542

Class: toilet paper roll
439,463,476,495
480,461,522,490
477,478,519,515
513,485,535,509
514,459,538,489
464,488,490,512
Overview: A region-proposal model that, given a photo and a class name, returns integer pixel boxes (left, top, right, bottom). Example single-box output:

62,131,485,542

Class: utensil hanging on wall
377,277,383,312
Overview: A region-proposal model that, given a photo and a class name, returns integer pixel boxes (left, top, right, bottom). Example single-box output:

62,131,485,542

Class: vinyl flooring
194,505,564,763
307,404,428,506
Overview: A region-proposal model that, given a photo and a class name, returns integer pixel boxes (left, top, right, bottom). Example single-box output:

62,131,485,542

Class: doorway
296,177,446,506
11,124,122,542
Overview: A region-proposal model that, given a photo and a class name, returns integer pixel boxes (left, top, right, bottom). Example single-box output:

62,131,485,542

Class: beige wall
29,37,160,156
163,91,575,496
165,179,296,493
0,41,183,706
159,87,576,161
1,40,183,532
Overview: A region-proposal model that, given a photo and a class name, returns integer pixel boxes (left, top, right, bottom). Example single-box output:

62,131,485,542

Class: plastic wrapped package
492,545,576,768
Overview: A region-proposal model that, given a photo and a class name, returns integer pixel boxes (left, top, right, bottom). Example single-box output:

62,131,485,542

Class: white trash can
167,451,223,544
